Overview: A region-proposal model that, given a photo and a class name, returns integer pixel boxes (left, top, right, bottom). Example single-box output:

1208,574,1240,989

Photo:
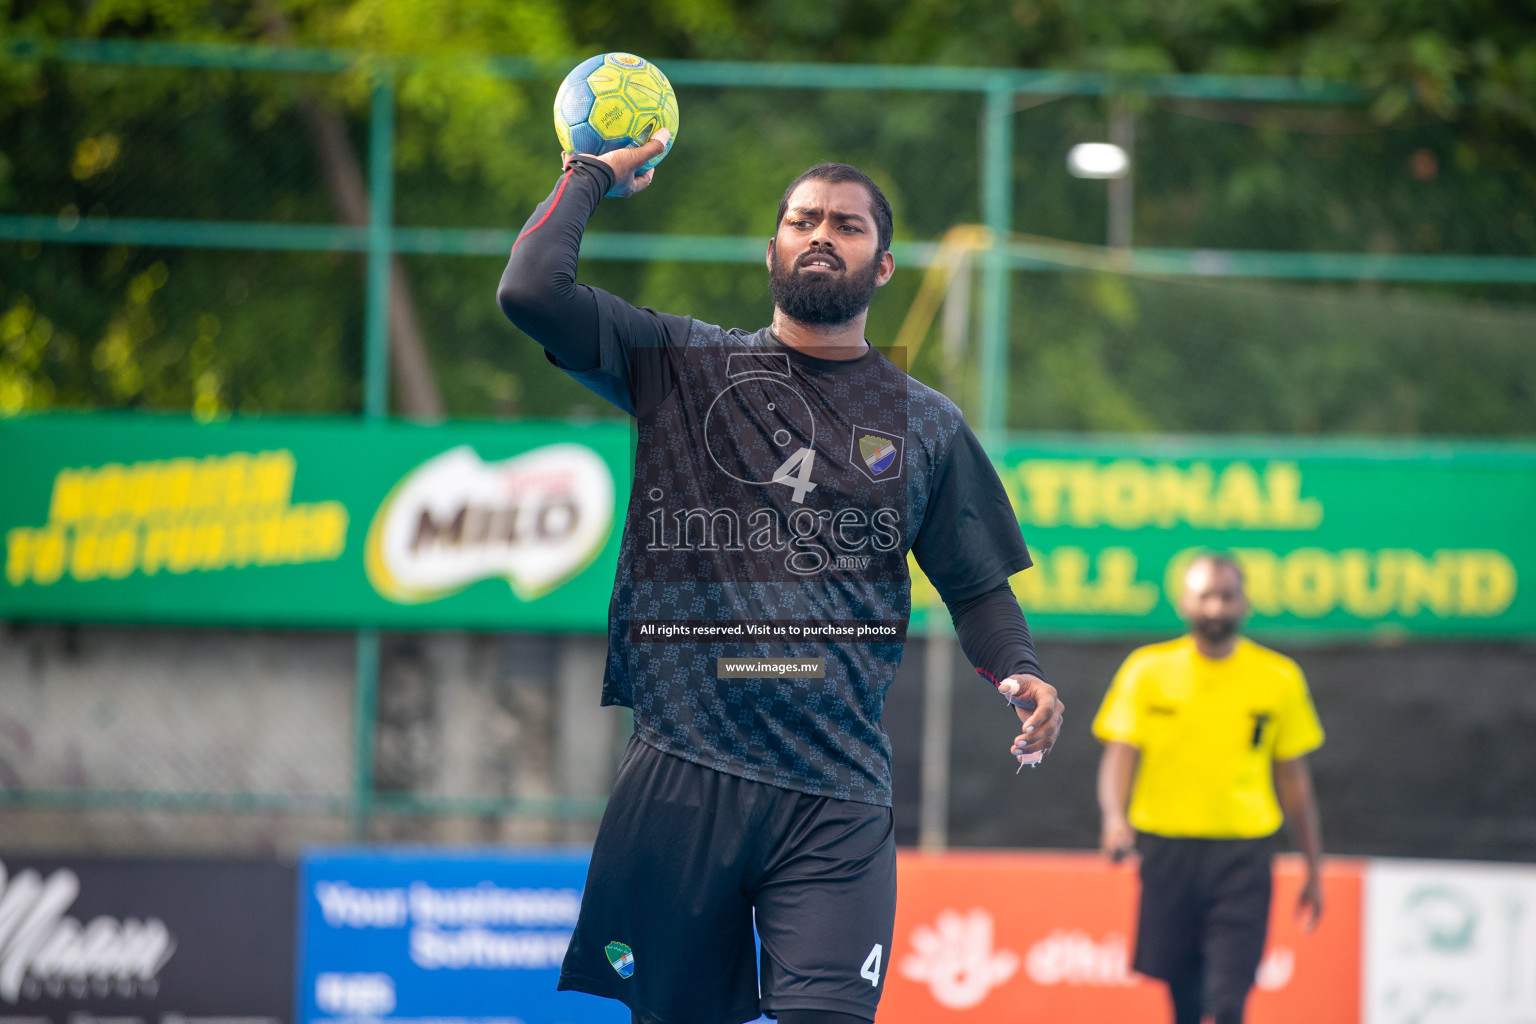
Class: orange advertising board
878,850,1361,1023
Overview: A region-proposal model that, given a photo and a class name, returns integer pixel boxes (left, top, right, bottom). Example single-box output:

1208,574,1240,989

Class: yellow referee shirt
1092,635,1324,839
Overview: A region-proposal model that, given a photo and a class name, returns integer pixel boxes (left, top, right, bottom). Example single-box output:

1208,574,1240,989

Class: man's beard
1192,616,1241,643
769,246,881,326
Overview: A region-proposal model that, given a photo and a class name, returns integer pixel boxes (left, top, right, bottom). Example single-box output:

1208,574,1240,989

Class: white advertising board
1365,858,1536,1024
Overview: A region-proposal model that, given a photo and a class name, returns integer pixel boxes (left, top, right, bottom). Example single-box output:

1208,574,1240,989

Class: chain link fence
0,623,621,851
2,43,1534,850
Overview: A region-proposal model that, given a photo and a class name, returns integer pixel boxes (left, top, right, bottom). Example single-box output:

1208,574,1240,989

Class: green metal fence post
364,71,394,420
352,630,380,840
978,81,1014,438
352,68,394,841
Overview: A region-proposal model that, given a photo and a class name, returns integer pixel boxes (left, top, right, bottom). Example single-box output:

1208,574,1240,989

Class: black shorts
558,737,896,1024
1133,832,1273,997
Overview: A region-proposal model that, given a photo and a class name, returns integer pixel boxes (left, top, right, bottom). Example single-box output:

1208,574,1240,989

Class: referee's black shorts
1132,832,1273,999
558,736,896,1024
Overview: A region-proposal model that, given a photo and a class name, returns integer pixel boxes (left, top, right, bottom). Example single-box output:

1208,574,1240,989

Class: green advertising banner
0,415,629,630
2,415,1534,638
907,435,1536,639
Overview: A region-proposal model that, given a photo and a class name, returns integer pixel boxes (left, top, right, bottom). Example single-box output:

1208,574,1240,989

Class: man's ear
875,249,896,287
765,237,775,271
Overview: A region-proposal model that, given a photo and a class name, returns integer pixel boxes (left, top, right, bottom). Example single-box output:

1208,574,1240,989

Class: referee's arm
1275,756,1325,929
1097,742,1140,861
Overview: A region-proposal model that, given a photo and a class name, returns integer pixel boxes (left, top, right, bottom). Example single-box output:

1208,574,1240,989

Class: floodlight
1067,143,1130,179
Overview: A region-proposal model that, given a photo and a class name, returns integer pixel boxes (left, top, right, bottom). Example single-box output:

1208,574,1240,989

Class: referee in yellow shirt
1093,553,1325,1024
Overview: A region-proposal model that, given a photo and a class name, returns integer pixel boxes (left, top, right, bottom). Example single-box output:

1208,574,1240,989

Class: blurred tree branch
258,0,444,419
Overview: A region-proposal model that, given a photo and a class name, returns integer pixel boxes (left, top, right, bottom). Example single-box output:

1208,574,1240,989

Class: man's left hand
998,674,1064,762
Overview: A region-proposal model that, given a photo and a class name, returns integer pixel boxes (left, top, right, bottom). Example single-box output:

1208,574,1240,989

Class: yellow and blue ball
554,53,679,183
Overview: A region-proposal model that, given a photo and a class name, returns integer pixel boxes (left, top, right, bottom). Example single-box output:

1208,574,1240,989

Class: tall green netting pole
352,70,394,841
363,72,394,419
978,82,1014,439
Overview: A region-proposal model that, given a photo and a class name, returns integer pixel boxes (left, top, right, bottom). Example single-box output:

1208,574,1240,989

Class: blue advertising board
297,849,626,1024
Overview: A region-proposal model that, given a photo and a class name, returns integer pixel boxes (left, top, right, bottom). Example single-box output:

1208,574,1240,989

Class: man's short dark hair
776,163,894,254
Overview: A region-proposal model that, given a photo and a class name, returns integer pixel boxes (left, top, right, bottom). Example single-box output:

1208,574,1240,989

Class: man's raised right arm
496,155,616,372
495,132,676,413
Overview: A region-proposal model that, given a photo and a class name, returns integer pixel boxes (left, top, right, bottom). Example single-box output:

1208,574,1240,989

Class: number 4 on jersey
772,447,818,504
860,943,882,987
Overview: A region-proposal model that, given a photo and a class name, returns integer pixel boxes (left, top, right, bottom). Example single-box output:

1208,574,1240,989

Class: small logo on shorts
605,941,635,979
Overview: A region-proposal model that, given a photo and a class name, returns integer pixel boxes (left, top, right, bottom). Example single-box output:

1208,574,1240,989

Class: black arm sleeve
496,156,612,371
948,581,1045,686
495,155,687,416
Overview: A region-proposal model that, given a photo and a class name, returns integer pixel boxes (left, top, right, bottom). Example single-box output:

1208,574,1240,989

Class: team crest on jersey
606,941,635,979
852,427,903,482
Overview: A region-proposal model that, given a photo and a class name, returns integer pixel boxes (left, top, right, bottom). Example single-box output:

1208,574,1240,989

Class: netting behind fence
0,624,621,851
1006,272,1536,434
5,54,1534,427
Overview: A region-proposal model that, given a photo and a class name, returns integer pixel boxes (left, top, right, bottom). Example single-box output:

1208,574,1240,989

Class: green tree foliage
1,0,1533,432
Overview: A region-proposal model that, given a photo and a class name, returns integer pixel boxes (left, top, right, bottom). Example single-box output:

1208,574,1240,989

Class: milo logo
365,443,614,604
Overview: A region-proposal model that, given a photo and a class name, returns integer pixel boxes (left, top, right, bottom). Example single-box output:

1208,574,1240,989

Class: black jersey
502,160,1033,805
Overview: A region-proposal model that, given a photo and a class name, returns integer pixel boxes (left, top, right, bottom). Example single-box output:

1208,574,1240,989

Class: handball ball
554,53,679,182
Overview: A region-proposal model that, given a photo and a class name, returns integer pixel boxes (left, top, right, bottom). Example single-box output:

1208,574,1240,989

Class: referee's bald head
1179,552,1248,644
1183,552,1244,591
